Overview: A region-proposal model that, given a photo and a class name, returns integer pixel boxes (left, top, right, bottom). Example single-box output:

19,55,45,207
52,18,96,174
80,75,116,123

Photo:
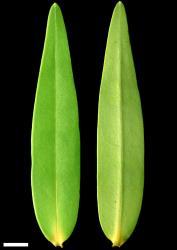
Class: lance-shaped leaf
31,3,80,247
97,1,144,247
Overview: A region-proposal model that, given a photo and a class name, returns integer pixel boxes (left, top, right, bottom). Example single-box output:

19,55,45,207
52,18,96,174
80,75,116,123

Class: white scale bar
3,243,28,247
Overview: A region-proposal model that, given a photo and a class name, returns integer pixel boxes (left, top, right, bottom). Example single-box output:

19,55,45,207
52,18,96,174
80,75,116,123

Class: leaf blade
97,1,144,247
31,3,80,247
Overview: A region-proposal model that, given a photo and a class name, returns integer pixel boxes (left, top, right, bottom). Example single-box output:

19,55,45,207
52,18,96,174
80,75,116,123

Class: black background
1,0,172,249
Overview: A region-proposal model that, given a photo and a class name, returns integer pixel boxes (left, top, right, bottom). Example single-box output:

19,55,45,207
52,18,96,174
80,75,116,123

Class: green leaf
97,1,144,247
31,3,80,247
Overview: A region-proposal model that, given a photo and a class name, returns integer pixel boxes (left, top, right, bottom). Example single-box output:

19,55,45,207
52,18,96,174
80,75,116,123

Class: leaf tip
50,2,61,15
115,1,125,13
51,2,59,9
117,1,123,6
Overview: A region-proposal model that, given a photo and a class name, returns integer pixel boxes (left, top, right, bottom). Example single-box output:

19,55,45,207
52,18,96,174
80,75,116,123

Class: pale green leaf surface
31,3,80,247
97,2,144,247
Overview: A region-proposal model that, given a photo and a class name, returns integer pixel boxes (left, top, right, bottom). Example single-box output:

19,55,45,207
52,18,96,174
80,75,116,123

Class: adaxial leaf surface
31,3,80,247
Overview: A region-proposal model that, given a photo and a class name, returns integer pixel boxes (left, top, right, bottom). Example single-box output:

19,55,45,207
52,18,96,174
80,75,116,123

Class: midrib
113,13,123,246
54,8,59,243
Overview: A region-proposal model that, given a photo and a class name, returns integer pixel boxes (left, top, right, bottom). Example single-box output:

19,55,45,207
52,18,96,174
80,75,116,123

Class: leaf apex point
115,1,125,13
117,1,124,7
52,2,58,7
51,2,60,12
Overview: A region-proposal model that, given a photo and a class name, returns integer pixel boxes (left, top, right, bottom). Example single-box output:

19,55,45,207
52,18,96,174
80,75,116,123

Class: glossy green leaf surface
97,2,144,247
31,3,80,247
